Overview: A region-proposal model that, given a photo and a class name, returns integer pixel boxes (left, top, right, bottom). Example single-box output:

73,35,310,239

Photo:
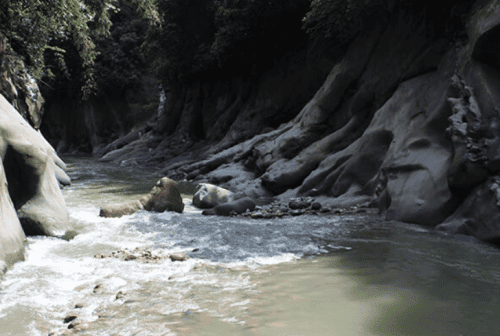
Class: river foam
1,188,341,335
4,157,500,336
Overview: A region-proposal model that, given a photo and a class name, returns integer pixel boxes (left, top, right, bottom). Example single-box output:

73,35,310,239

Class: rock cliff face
80,0,500,243
0,40,74,271
0,94,73,271
0,45,45,130
41,74,159,156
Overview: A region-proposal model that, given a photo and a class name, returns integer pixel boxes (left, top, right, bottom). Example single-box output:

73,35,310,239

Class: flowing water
1,157,500,335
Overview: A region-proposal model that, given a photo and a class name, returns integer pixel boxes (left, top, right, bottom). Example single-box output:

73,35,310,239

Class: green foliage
143,0,311,84
93,3,151,95
142,0,215,83
0,0,158,99
302,0,391,45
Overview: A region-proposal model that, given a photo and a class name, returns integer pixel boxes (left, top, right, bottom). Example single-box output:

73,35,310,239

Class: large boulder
192,183,234,209
0,93,71,270
0,94,71,236
437,177,500,243
0,162,26,273
100,177,184,218
202,197,256,216
141,177,184,213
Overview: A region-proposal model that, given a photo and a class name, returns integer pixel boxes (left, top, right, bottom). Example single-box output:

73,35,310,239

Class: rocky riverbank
87,0,500,246
227,197,370,219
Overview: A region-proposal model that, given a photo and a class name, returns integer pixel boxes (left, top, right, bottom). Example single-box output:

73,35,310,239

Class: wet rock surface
30,0,500,246
438,176,500,243
93,247,188,263
192,183,235,209
100,177,184,218
231,197,368,219
0,94,72,272
201,197,256,216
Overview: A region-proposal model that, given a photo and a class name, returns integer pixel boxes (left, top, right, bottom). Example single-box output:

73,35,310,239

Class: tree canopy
142,0,313,84
0,0,420,98
0,0,157,98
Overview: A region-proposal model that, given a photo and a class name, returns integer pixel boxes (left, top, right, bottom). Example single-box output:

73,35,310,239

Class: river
1,157,500,335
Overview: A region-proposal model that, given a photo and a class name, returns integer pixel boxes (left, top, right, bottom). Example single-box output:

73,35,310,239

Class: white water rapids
1,157,500,335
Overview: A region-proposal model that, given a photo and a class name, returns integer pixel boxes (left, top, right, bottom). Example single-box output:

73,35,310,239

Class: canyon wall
48,0,500,243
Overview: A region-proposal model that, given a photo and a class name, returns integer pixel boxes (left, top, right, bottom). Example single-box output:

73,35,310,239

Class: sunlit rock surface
0,94,72,270
100,177,184,218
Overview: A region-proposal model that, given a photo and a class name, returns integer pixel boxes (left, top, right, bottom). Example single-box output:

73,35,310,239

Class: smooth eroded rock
202,197,256,216
100,177,184,218
192,183,234,209
439,177,500,243
99,200,144,218
0,93,71,270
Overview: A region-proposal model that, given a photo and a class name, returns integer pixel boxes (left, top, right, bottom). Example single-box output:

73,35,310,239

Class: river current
1,157,500,335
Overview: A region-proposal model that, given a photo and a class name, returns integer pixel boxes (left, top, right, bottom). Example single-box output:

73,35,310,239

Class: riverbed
1,157,500,335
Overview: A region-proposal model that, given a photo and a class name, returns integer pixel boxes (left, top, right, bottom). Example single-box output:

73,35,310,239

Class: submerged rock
94,247,169,263
93,284,105,294
100,177,184,218
63,315,77,324
169,253,187,262
67,321,82,330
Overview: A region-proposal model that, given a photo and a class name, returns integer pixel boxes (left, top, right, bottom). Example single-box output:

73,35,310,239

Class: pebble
94,248,166,263
93,284,104,294
311,202,322,210
278,206,289,213
67,321,81,330
169,253,187,262
235,196,373,219
250,211,264,219
289,200,309,210
115,291,126,300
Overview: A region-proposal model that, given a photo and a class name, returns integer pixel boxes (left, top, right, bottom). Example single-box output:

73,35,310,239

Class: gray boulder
192,183,234,209
437,177,500,243
100,177,184,218
142,177,184,213
202,197,256,216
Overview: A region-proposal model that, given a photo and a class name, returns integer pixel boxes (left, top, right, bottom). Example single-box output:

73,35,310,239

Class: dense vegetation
1,0,472,99
0,0,399,98
0,0,157,98
143,0,312,84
